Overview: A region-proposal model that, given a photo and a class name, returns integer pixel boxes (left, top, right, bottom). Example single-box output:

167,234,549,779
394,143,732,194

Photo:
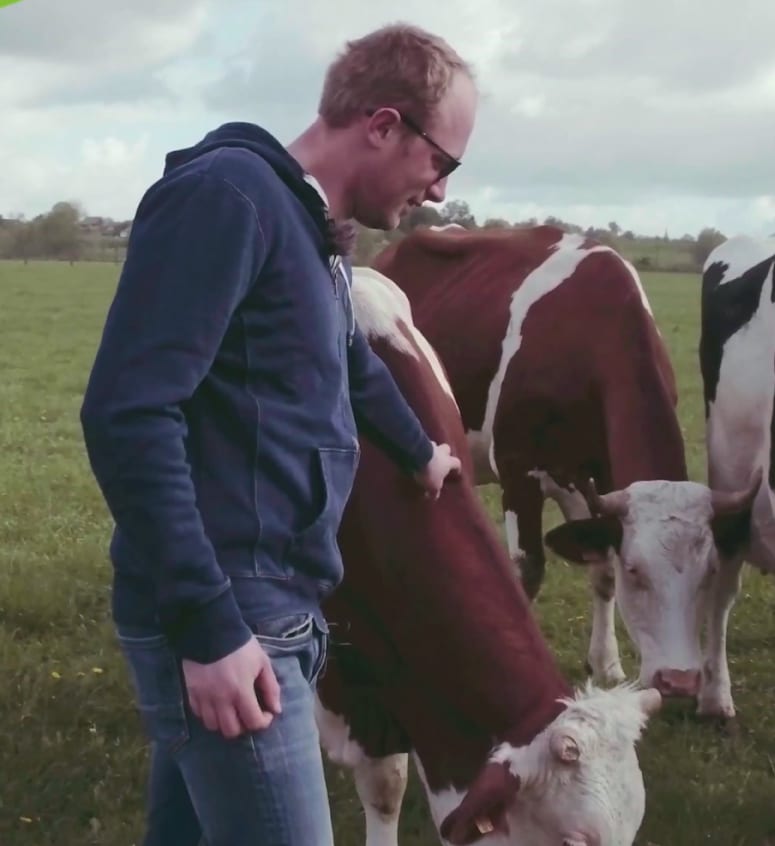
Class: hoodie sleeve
347,322,434,473
80,169,264,663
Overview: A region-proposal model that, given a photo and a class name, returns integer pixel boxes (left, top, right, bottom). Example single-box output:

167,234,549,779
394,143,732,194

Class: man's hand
182,637,281,739
413,441,462,500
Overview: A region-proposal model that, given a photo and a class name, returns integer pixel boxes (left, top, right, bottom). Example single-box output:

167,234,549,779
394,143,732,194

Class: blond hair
319,23,474,128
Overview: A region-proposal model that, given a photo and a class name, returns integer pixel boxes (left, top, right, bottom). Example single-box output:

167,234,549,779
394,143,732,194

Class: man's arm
347,323,461,497
80,169,262,664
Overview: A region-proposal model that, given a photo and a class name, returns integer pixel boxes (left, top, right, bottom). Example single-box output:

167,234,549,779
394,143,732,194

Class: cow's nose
652,668,701,698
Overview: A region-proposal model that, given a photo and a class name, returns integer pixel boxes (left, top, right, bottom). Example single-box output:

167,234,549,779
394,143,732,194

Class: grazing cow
699,234,775,717
370,225,759,713
315,265,662,846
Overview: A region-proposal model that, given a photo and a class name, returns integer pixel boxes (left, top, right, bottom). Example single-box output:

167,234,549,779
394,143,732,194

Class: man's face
355,71,478,230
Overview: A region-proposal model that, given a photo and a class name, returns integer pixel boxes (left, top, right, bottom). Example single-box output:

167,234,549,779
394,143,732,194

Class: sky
1,0,774,238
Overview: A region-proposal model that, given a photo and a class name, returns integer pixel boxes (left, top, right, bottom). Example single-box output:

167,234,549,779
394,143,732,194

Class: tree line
1,199,728,272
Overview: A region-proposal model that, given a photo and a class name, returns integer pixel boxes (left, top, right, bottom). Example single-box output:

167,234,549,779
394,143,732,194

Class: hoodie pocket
283,446,359,587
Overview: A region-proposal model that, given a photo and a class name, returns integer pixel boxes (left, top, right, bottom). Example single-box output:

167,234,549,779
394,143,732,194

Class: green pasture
0,261,772,845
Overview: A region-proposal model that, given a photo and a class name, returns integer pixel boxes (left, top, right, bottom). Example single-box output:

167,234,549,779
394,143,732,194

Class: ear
549,730,581,763
544,517,622,564
439,761,521,845
365,107,402,145
711,509,753,559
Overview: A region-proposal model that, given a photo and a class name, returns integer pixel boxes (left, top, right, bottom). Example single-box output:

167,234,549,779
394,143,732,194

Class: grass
1,261,773,845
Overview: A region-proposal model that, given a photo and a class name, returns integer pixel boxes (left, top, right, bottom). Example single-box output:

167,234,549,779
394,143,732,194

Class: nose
426,178,447,203
652,668,701,698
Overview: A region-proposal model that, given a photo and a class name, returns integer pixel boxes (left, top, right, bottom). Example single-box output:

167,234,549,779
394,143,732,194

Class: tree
608,221,621,236
439,199,476,229
693,227,726,268
399,205,443,232
483,217,511,229
38,201,82,260
9,220,41,263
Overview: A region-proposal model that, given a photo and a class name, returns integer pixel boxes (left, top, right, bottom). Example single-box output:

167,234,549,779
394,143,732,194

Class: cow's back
372,226,566,431
373,225,682,488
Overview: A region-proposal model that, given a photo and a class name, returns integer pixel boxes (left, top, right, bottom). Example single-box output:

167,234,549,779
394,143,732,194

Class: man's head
317,24,478,229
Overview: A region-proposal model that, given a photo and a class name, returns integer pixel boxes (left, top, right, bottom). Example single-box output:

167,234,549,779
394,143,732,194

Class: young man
81,22,478,846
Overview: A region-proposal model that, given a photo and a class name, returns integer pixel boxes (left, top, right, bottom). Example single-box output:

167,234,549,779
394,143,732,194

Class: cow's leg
501,472,545,599
587,553,626,684
353,754,409,846
697,552,744,718
531,471,625,684
315,696,408,846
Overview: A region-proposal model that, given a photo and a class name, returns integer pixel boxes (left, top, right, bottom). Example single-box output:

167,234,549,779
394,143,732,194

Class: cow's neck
373,491,572,792
601,328,688,487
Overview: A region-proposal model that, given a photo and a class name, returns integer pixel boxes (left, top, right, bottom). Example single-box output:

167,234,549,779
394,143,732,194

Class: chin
354,202,403,232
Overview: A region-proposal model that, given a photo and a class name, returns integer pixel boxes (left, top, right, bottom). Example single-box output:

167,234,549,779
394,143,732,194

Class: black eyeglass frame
365,108,462,180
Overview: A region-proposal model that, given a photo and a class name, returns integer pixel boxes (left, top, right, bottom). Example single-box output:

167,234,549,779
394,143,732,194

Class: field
1,260,773,845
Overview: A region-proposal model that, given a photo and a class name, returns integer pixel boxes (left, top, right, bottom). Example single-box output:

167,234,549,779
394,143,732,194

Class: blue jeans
117,612,333,846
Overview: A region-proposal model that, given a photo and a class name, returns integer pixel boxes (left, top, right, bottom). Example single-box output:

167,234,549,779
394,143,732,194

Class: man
80,22,478,846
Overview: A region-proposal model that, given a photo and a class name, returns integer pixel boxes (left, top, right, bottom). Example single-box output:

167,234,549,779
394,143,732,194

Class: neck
286,117,357,219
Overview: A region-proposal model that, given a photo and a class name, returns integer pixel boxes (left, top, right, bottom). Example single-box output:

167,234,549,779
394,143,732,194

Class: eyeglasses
366,108,461,180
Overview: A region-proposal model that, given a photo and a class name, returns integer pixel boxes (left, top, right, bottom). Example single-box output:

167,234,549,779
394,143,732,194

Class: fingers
255,660,282,716
235,687,274,732
217,705,247,739
196,698,220,734
191,689,270,737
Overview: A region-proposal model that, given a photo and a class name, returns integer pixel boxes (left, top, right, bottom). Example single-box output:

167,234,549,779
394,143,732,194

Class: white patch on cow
353,754,409,846
474,233,650,477
418,683,656,846
314,695,368,768
504,510,523,564
703,234,775,284
621,257,654,317
482,232,601,453
351,266,456,404
316,697,409,846
430,223,466,231
412,756,473,845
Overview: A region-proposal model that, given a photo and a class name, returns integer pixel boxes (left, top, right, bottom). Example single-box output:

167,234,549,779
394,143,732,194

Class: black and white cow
699,234,775,717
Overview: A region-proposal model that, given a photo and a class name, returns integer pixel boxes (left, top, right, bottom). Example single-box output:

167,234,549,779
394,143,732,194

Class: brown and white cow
370,225,759,714
315,266,662,846
699,234,775,717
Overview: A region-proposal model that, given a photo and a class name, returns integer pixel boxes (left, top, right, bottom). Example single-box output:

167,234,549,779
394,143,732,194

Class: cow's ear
711,510,753,559
439,761,520,844
544,517,622,564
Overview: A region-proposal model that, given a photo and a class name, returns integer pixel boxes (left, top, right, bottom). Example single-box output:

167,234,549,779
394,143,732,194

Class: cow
370,225,760,715
315,265,662,846
699,234,775,717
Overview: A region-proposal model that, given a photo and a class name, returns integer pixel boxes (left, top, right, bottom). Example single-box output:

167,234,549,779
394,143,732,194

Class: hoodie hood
164,122,346,253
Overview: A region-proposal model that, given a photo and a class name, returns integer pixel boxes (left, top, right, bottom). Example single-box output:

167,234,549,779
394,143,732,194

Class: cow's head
440,683,661,845
544,470,762,699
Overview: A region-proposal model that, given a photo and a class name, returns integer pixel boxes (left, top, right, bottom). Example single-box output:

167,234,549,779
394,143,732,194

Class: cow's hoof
696,695,736,721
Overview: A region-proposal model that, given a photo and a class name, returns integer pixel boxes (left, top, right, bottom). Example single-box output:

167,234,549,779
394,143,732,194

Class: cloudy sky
1,0,774,238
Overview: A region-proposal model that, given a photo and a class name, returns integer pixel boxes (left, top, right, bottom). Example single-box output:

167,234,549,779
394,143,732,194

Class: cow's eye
625,564,649,589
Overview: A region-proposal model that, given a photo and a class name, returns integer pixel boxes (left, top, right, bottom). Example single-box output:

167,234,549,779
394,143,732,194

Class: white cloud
0,0,773,236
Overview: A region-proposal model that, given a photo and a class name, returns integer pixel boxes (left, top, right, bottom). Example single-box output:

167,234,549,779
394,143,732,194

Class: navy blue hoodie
80,122,434,663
